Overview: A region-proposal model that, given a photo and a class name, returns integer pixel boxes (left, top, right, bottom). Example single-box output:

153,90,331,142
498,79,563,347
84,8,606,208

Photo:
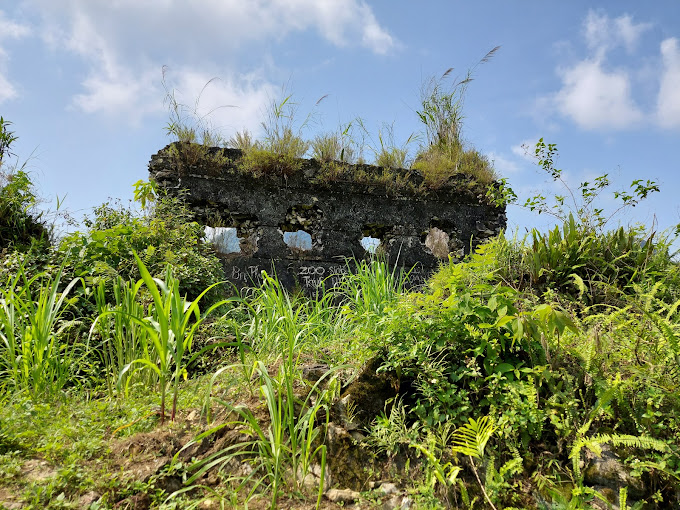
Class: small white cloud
0,73,18,103
554,58,643,130
657,38,680,129
72,65,161,120
583,10,650,57
615,15,651,53
0,11,31,41
487,152,521,175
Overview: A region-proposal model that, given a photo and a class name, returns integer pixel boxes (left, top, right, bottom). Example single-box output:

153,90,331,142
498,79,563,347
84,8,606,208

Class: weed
413,49,500,188
0,117,18,165
111,254,236,423
228,129,255,151
0,262,82,399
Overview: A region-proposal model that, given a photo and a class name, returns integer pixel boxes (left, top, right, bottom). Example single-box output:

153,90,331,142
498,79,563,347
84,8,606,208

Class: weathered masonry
149,143,506,293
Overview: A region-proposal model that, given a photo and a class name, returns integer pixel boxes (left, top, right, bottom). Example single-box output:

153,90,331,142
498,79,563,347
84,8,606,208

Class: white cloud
487,151,521,175
22,0,394,121
0,10,31,103
584,10,650,57
657,38,680,129
0,74,18,104
0,11,31,41
169,70,273,137
548,11,651,131
554,58,643,130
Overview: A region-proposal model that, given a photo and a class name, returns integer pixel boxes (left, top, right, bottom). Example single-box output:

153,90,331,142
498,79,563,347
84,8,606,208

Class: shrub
0,119,49,252
379,280,552,431
0,170,48,252
56,193,225,304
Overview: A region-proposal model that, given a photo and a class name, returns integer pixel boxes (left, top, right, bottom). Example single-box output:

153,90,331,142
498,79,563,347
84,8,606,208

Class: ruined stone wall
148,143,506,293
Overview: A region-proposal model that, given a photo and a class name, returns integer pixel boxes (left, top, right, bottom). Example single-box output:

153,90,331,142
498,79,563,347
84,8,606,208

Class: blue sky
1,1,679,239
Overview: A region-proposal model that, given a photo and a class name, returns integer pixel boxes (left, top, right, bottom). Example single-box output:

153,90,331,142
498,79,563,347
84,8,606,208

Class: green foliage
368,123,417,170
378,271,551,429
239,142,306,177
496,213,679,303
452,416,495,459
0,117,18,166
0,263,82,399
335,257,409,324
132,179,158,211
524,138,661,231
203,361,333,509
0,121,48,252
235,93,314,177
57,192,225,304
92,276,157,397
113,254,233,424
0,169,48,252
412,143,497,189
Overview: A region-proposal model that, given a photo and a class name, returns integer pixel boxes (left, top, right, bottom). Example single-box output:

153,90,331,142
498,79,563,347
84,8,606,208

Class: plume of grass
228,129,255,151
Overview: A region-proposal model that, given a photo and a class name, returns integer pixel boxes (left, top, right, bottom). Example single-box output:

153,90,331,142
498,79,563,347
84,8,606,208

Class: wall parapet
149,143,506,292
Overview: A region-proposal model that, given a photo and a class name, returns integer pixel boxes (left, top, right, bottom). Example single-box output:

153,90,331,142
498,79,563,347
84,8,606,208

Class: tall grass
334,257,409,321
0,264,81,399
106,254,235,423
236,271,345,359
179,360,338,510
92,277,156,398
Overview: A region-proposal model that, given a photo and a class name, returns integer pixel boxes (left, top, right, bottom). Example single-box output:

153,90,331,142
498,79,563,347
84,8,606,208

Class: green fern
570,432,668,481
452,416,496,459
452,416,499,510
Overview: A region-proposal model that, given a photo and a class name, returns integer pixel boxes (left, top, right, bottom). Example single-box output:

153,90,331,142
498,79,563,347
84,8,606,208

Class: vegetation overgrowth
160,55,500,199
3,97,680,510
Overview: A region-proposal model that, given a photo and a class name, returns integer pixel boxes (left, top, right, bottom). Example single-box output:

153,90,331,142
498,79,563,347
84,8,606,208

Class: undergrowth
3,116,680,509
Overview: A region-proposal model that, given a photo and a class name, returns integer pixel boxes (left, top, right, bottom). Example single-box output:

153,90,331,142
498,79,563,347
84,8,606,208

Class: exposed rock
325,488,361,503
79,491,101,507
325,422,375,491
382,495,412,510
337,357,398,429
584,444,644,499
376,482,400,496
301,363,330,382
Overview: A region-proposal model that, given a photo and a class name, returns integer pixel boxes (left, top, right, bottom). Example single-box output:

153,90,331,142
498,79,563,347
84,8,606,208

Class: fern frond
452,415,495,459
591,433,668,452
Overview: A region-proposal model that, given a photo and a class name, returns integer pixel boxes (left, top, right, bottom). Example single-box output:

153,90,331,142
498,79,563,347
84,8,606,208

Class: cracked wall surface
149,143,506,293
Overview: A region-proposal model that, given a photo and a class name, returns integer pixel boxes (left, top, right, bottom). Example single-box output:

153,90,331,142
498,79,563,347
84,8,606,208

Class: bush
0,170,48,252
378,246,559,433
0,119,49,253
484,216,680,306
56,193,225,304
